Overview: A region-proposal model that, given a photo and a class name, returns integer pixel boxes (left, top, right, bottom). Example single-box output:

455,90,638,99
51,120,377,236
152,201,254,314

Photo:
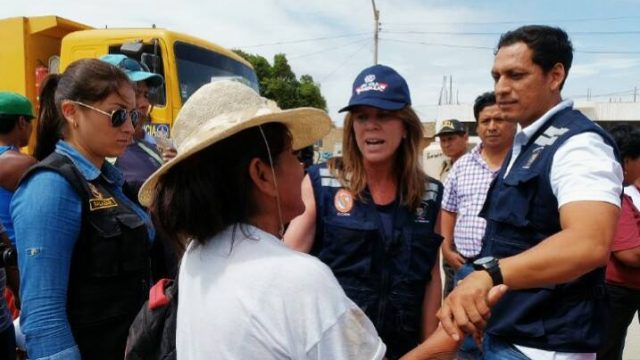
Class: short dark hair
608,124,640,161
473,92,497,122
497,25,573,90
0,115,20,134
150,122,291,248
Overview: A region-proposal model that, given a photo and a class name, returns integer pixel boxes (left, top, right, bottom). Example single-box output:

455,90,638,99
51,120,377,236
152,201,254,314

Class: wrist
472,256,504,286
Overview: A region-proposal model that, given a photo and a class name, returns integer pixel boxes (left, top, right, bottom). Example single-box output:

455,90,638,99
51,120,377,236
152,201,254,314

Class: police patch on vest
88,183,118,211
334,189,354,214
89,197,118,211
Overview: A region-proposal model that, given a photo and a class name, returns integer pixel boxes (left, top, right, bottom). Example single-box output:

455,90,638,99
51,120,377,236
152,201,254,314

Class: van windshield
174,41,259,103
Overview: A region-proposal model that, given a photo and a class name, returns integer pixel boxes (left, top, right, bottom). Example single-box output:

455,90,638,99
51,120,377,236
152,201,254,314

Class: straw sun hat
138,80,333,207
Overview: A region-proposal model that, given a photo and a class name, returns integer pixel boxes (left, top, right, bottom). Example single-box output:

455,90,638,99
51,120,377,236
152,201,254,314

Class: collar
0,145,18,154
55,140,124,186
516,99,573,146
471,143,500,172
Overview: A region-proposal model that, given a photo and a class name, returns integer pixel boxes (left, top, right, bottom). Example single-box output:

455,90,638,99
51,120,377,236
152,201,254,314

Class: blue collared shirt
11,141,154,360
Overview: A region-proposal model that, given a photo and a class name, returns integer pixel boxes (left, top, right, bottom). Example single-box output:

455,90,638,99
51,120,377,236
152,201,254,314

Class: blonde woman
285,65,443,360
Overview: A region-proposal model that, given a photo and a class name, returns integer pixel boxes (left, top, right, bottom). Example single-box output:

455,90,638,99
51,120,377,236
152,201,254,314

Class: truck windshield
174,41,259,103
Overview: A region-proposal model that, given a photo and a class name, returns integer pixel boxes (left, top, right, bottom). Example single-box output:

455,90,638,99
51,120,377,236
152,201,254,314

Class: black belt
462,254,480,263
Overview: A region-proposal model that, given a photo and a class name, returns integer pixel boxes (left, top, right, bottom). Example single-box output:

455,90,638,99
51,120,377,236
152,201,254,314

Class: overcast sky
3,0,640,124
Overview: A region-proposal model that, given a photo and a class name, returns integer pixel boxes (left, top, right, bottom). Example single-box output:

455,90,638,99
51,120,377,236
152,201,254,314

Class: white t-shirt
176,224,386,360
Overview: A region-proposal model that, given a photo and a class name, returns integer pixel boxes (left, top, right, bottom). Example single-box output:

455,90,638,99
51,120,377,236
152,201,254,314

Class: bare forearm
422,263,442,339
400,326,459,360
500,230,609,289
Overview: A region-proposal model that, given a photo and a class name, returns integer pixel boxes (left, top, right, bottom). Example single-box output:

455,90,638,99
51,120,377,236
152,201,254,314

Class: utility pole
371,0,380,65
449,75,453,104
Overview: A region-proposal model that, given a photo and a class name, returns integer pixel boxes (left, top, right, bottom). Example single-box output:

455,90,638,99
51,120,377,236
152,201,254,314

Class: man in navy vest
437,25,623,359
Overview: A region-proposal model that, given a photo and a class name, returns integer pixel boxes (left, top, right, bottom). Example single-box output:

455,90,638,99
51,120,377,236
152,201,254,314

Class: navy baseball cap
339,64,411,113
100,54,164,87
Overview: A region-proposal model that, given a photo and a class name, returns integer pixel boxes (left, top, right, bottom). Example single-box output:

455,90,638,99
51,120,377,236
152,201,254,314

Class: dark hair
0,115,21,134
151,122,291,248
497,25,573,90
473,92,497,122
34,58,133,160
608,124,640,162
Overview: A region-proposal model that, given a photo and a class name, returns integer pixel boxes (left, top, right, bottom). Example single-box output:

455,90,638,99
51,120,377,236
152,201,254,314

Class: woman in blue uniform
285,64,443,360
12,58,154,360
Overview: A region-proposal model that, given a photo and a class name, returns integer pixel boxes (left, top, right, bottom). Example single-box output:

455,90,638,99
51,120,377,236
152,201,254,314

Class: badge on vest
522,146,544,169
88,183,118,211
414,201,431,223
334,189,354,215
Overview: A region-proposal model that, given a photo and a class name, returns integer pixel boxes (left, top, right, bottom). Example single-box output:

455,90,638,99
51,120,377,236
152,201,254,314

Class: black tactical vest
24,153,151,360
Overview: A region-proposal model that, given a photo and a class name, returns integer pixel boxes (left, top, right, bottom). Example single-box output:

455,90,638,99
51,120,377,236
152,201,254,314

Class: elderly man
438,25,622,360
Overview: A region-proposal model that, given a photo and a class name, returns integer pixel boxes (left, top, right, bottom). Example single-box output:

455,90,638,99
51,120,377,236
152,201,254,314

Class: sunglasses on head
71,100,139,128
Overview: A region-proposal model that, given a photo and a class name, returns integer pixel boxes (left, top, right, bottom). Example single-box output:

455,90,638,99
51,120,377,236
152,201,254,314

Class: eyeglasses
70,100,139,128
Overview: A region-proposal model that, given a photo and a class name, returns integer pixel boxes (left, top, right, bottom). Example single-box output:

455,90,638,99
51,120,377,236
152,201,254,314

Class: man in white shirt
437,25,622,360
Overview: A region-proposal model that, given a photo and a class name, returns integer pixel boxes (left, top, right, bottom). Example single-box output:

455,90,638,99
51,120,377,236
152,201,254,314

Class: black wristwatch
473,256,503,286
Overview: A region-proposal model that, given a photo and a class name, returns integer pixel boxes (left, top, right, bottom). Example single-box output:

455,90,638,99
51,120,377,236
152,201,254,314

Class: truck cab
0,16,259,153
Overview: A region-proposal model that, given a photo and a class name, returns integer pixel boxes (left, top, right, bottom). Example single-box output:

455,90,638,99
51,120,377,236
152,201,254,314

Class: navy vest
479,107,620,352
309,163,443,359
23,153,151,360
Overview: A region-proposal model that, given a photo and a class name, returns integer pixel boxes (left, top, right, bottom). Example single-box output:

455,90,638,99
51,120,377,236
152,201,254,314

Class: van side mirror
120,41,145,56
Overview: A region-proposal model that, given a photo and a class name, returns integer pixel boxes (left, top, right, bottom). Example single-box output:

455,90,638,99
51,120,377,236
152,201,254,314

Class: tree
233,50,327,111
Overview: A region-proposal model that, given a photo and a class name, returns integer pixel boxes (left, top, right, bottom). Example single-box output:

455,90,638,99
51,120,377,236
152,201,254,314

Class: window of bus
174,41,259,104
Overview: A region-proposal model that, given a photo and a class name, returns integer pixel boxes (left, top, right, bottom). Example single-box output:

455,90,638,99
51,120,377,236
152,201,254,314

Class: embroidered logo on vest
534,126,569,147
523,126,569,169
523,146,544,169
88,183,118,211
415,201,431,223
334,189,354,215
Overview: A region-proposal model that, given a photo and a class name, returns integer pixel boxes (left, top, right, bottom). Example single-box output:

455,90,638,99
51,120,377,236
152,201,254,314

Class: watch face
475,256,494,266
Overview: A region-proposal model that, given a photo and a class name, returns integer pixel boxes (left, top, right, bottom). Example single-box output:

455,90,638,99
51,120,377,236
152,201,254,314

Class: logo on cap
355,73,388,95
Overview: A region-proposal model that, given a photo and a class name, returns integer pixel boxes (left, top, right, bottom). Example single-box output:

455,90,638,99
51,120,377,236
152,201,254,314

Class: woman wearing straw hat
285,64,444,359
140,79,507,360
12,59,153,360
138,79,389,359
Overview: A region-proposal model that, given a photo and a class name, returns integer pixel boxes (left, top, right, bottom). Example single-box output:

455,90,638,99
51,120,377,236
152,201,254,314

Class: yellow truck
0,15,259,152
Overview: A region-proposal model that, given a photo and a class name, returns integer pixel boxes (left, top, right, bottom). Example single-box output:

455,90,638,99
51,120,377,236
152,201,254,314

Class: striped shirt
441,144,498,258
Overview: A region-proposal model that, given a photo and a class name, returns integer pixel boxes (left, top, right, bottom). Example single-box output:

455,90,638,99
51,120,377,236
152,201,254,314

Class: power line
289,37,370,59
382,15,640,26
380,37,493,50
320,41,370,83
380,37,640,55
569,88,636,99
577,49,640,54
238,32,369,48
381,29,640,36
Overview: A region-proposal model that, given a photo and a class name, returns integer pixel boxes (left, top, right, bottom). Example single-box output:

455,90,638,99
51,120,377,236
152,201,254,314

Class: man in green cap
0,91,36,359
